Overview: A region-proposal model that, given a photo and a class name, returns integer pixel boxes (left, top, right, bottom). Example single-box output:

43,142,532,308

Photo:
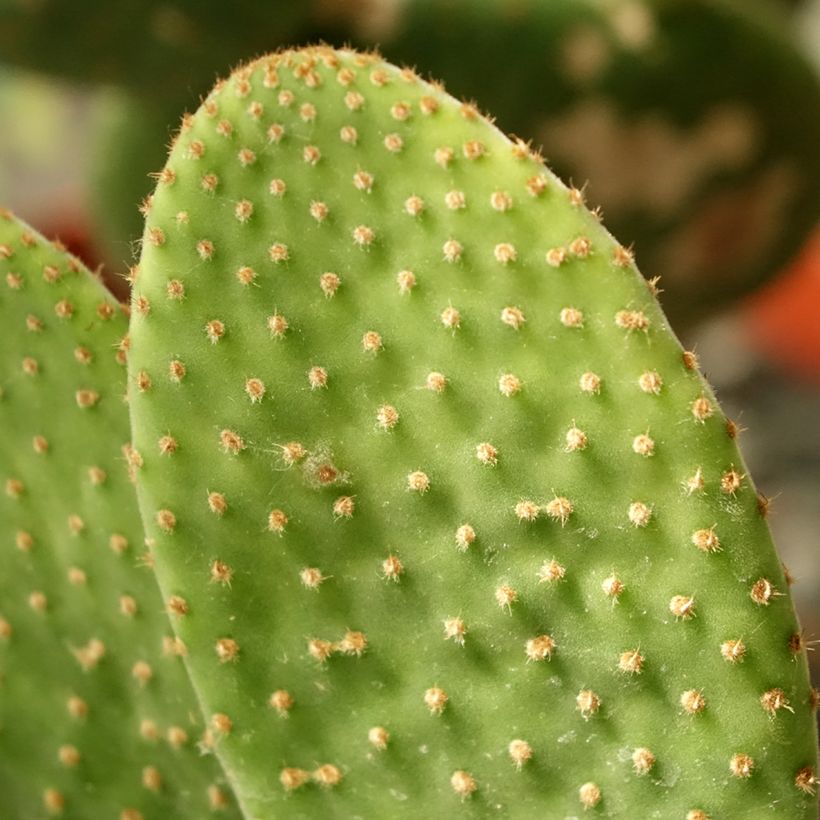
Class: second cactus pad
128,47,817,817
0,212,240,818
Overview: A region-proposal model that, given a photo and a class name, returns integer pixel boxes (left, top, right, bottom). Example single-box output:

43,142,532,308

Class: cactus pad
0,212,240,818
128,47,818,817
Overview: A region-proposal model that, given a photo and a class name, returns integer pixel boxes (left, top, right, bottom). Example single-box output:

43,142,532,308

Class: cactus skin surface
0,212,240,819
127,46,818,818
0,0,306,100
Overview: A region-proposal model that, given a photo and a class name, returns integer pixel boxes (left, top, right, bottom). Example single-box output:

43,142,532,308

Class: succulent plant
1,43,817,818
126,46,817,817
0,212,240,818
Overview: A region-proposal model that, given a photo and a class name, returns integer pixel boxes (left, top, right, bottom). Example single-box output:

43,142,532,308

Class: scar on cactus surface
0,212,240,818
121,46,820,818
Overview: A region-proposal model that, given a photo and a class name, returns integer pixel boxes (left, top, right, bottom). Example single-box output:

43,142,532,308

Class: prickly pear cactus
0,212,240,818
127,47,818,817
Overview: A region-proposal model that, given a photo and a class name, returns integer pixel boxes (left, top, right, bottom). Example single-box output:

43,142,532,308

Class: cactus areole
1,45,817,818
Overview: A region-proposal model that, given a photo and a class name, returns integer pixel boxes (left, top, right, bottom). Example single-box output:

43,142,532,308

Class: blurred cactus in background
363,0,820,327
3,0,820,328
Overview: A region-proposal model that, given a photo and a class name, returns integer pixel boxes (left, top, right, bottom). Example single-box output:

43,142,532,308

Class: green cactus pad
128,47,818,818
0,212,240,819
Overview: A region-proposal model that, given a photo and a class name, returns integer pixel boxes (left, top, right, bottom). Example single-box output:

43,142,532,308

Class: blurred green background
0,0,818,700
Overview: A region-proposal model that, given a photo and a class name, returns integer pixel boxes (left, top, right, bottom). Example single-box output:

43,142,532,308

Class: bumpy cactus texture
0,212,240,818
128,47,818,817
